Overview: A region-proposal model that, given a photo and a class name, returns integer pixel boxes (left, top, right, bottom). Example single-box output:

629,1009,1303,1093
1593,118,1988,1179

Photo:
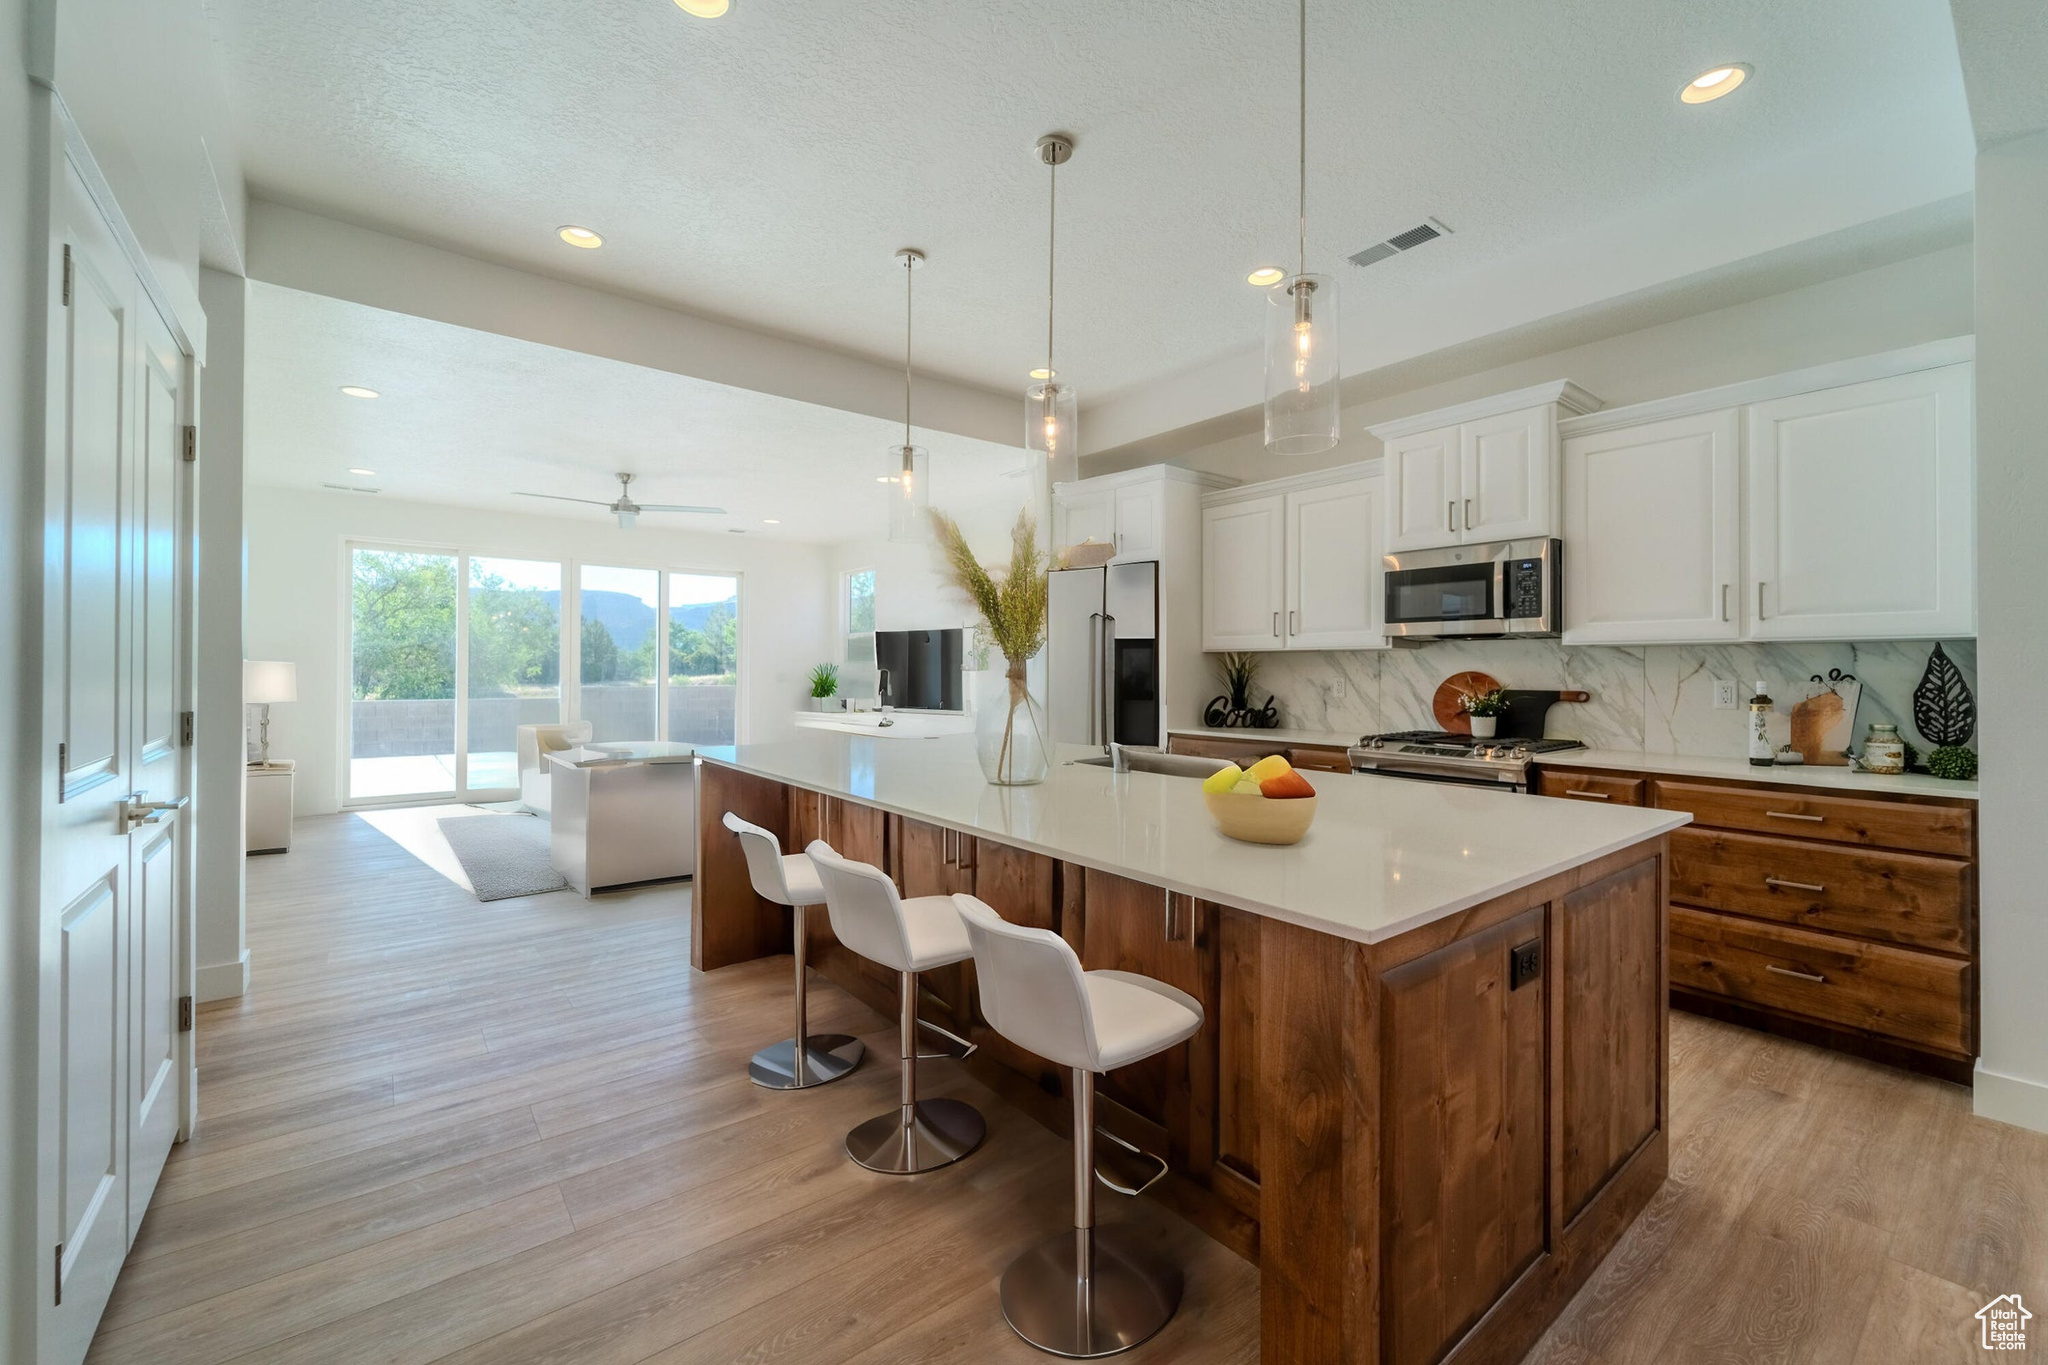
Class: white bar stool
721,813,864,1090
805,841,987,1174
954,893,1203,1359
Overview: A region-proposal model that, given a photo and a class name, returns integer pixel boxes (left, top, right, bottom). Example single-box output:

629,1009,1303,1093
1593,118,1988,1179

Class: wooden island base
695,761,1671,1365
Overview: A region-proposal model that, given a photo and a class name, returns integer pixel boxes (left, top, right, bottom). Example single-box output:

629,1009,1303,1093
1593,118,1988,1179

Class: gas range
1346,730,1586,791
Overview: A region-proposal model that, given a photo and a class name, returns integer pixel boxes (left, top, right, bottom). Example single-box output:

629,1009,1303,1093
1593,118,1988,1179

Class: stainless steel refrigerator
1045,561,1161,750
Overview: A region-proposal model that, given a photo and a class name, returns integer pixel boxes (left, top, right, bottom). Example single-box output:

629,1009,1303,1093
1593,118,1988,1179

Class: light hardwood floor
90,808,2045,1364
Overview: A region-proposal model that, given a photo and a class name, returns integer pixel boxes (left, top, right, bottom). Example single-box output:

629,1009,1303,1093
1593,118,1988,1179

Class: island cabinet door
787,788,894,993
891,816,978,1035
1076,869,1218,1172
960,841,1066,1088
1379,907,1548,1365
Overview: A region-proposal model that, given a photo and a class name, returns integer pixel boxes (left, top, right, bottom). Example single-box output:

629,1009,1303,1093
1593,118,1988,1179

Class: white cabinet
1203,467,1389,652
1373,383,1599,551
1053,478,1164,564
1201,496,1286,650
1746,364,1974,640
1285,476,1387,649
1112,479,1163,561
1562,409,1742,644
1052,488,1113,557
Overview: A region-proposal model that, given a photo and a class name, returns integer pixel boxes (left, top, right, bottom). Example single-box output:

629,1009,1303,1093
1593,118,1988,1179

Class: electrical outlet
1713,680,1739,710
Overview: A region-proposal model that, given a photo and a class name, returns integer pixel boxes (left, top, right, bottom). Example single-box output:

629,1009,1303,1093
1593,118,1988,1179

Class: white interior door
1201,496,1286,650
39,157,194,1363
1562,410,1742,644
1746,365,1975,640
1285,478,1387,649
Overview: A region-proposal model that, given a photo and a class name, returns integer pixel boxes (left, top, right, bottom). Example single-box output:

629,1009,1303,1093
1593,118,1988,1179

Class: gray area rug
436,813,569,901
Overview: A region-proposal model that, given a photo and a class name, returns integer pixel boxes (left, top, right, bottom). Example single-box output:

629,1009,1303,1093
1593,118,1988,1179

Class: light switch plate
1712,680,1738,710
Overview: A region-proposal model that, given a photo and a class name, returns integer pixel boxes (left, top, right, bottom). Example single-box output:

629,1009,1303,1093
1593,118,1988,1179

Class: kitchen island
694,734,1688,1365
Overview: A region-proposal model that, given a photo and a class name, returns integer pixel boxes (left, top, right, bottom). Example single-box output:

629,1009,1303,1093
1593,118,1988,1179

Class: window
844,568,876,666
578,564,660,744
466,557,562,790
668,572,740,744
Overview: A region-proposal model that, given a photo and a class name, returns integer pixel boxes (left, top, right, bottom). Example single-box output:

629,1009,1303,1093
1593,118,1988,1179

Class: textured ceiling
208,0,1971,410
244,282,1024,542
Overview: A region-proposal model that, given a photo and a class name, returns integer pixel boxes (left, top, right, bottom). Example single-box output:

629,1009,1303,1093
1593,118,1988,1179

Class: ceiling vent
1348,217,1452,269
320,482,382,494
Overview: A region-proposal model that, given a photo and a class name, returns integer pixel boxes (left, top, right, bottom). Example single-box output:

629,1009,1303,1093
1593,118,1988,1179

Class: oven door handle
1350,754,1527,788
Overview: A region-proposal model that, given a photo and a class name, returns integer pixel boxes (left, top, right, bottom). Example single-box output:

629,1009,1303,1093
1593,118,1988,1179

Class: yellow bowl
1203,789,1318,846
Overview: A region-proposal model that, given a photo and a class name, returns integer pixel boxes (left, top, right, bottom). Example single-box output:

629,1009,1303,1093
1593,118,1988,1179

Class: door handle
1464,497,1473,531
1757,582,1767,620
1100,612,1117,749
1765,810,1824,824
1288,609,1298,636
1087,612,1103,746
1271,611,1280,638
1721,584,1731,622
1764,963,1826,984
1163,888,1190,943
1764,876,1826,893
942,827,954,867
120,793,188,833
1448,500,1458,534
1564,789,1611,800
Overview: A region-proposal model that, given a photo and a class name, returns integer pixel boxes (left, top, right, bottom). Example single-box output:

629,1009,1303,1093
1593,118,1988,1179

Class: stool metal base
999,1225,1183,1358
844,1098,986,1174
747,1034,865,1090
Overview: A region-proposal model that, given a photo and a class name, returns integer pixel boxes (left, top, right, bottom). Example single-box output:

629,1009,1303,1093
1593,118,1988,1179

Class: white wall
3,1,44,1354
195,269,248,1000
246,487,837,816
1972,128,2048,1134
1088,245,1974,481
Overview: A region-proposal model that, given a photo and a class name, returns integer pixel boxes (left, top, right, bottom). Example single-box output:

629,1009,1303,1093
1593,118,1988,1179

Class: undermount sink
1070,749,1233,780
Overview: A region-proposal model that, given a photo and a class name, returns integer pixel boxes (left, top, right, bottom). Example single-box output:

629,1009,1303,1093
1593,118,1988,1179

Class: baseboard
197,950,250,1003
1973,1061,2048,1135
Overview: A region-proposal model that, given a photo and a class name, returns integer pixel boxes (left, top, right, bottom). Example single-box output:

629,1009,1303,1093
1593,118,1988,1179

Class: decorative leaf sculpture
1911,644,1974,747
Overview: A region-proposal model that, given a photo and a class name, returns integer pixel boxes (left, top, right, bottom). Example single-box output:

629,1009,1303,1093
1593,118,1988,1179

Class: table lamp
244,659,298,767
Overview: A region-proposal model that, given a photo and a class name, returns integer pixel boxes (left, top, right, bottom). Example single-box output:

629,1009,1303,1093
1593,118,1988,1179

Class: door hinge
181,711,195,747
53,1243,62,1305
55,742,66,803
182,425,197,463
61,244,72,307
178,996,193,1033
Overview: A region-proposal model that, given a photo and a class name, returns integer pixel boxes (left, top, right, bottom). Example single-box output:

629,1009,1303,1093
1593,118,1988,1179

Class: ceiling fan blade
635,503,727,514
512,492,617,507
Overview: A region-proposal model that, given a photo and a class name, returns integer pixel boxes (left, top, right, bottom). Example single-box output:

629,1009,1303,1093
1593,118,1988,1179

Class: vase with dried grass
932,508,1050,785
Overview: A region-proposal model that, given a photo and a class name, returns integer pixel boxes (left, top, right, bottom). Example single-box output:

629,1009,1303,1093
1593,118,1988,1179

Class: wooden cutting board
1432,671,1502,734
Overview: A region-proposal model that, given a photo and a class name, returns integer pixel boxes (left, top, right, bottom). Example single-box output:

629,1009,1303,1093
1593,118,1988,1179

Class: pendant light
1263,0,1340,456
885,248,931,543
1026,133,1079,497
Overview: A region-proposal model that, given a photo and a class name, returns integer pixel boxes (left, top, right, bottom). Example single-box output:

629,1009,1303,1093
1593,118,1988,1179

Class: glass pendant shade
884,442,930,543
1024,379,1079,505
1264,273,1340,455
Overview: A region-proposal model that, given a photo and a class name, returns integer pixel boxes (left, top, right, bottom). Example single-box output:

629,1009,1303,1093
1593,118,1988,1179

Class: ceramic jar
1860,722,1906,775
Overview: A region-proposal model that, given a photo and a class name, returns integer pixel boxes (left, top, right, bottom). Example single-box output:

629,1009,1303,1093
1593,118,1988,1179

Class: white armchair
517,721,593,814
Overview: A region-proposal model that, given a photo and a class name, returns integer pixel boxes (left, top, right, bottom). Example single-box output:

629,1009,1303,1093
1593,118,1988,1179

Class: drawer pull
1766,810,1825,824
1564,789,1611,800
1764,876,1826,893
1764,963,1827,984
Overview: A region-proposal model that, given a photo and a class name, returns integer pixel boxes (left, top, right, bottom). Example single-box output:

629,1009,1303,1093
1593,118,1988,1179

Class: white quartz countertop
1537,747,1980,800
549,742,698,767
1166,725,1361,750
698,733,1687,946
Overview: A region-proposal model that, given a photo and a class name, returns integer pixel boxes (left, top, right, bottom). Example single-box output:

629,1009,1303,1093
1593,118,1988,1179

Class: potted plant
932,507,1049,785
1460,686,1507,738
808,662,840,712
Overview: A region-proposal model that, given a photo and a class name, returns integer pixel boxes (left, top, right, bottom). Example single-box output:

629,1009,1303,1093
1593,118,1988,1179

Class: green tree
669,604,737,681
352,552,457,700
469,575,559,694
581,617,622,682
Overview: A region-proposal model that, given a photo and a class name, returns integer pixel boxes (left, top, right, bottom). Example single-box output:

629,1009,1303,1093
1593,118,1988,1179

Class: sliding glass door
347,544,741,805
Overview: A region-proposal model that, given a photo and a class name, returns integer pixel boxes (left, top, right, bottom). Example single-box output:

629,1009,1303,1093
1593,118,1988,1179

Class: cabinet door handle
1448,499,1458,534
1757,582,1767,620
1288,609,1299,636
1464,497,1473,530
1766,810,1824,824
1163,889,1190,943
1721,584,1731,622
1272,611,1280,638
1765,963,1827,984
1765,876,1826,893
1564,789,1610,800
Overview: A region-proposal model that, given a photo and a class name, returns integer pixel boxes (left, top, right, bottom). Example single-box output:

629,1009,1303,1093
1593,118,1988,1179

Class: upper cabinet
1203,464,1388,652
1372,382,1603,551
1562,409,1742,644
1746,364,1974,641
1558,341,1976,645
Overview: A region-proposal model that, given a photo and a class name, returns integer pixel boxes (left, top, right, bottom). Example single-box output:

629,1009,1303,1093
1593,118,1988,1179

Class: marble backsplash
1233,638,1978,760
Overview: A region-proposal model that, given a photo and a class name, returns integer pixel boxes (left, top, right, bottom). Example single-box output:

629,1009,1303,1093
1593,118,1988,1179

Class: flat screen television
874,629,963,711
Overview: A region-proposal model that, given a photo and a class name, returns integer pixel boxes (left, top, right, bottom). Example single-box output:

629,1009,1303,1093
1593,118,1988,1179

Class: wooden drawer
1534,769,1645,806
1652,780,1973,858
1669,828,1968,953
1670,906,1970,1056
1282,744,1352,774
1168,734,1350,772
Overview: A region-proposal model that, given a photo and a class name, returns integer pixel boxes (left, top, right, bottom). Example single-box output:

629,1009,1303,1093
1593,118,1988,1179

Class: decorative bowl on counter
1200,755,1319,845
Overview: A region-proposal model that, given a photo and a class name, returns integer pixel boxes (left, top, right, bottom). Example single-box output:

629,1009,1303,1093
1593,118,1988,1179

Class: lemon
1245,754,1293,783
1200,763,1244,795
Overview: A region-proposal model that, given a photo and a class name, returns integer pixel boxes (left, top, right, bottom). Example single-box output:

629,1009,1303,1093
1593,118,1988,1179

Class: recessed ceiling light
762,518,780,524
557,225,604,248
877,475,899,483
1029,368,1056,381
675,0,729,15
1680,63,1750,104
347,467,377,476
1247,267,1286,287
339,386,379,399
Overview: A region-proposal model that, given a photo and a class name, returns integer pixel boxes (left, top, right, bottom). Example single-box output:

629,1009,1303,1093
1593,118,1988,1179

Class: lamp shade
244,659,298,704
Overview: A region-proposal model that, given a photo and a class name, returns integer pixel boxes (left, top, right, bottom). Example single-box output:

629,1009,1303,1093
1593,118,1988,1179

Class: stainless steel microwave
1382,537,1562,640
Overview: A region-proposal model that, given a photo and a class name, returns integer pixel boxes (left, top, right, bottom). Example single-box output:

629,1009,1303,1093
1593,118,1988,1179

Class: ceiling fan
511,472,725,529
